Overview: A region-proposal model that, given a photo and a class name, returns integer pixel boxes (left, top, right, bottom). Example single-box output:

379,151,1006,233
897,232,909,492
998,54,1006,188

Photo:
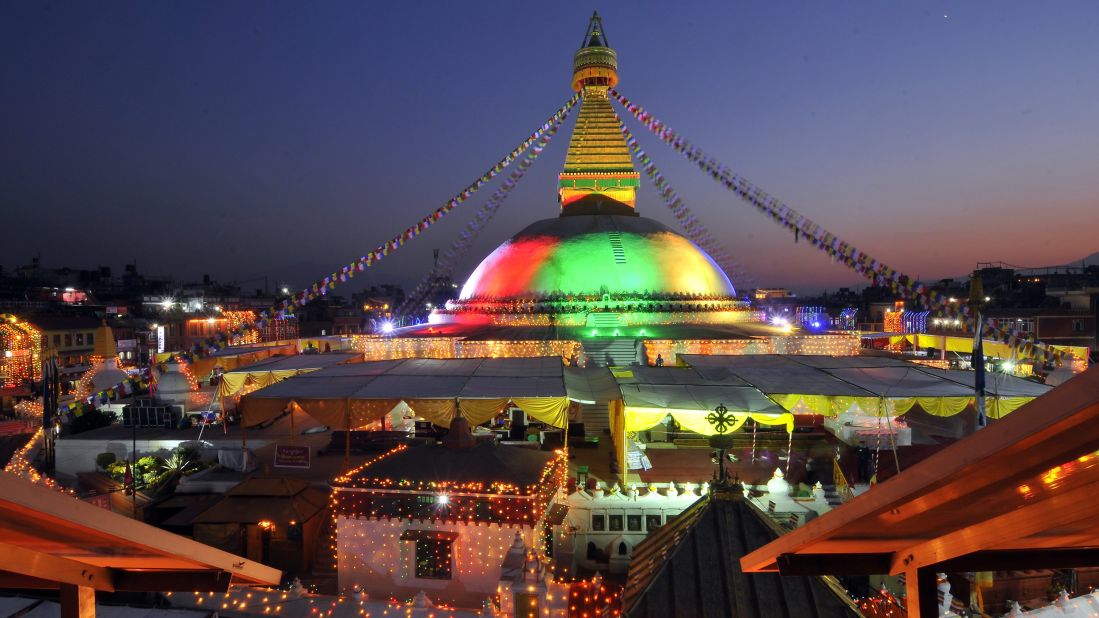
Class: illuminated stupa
371,13,857,365
438,13,747,330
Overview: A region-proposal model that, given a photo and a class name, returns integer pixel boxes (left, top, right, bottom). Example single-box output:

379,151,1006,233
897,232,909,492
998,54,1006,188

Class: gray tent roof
246,357,567,401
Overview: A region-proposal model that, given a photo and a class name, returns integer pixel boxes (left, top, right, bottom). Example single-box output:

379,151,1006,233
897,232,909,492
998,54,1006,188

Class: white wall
337,516,535,609
559,485,702,574
53,435,276,480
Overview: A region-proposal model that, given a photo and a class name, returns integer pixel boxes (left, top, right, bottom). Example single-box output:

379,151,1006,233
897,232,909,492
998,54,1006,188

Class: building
185,477,329,575
1,314,41,390
31,315,102,388
557,481,705,575
331,418,567,608
620,480,860,617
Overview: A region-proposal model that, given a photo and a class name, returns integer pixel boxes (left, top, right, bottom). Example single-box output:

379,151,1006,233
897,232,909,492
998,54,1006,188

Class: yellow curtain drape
830,396,881,416
625,407,798,436
889,397,918,415
216,368,310,398
458,398,509,426
285,398,397,429
988,397,1034,419
240,397,291,426
347,399,401,428
670,410,750,436
512,397,570,428
217,372,249,398
405,399,457,427
914,396,972,417
623,407,672,433
771,394,834,416
748,412,796,433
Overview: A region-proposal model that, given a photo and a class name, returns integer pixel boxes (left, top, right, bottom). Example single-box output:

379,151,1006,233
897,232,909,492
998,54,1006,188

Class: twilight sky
2,1,1098,294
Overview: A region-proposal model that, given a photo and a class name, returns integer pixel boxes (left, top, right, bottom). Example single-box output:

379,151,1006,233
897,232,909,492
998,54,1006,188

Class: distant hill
1074,251,1099,267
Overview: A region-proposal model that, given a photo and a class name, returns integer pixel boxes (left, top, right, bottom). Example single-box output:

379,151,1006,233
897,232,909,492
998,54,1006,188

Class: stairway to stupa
581,337,640,366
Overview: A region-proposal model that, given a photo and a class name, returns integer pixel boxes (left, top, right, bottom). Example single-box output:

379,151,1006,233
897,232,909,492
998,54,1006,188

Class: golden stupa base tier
559,187,637,209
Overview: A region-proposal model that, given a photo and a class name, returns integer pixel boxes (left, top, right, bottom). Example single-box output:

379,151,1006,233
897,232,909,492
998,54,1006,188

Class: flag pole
973,312,987,430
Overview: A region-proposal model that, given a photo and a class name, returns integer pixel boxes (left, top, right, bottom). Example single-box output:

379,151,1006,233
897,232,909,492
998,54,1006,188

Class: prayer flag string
611,89,1064,364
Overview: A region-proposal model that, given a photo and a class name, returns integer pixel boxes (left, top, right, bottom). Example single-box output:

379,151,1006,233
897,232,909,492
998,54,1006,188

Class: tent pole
289,402,295,446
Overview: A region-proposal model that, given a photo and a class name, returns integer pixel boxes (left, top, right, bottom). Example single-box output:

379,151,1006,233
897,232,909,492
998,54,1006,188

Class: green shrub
95,452,117,469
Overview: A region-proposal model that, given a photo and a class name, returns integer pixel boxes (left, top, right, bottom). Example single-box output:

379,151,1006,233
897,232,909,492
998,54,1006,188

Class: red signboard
84,494,111,510
274,445,311,469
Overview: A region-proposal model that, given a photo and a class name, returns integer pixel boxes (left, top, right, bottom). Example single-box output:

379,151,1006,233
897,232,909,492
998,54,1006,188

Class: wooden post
60,584,95,618
905,567,938,618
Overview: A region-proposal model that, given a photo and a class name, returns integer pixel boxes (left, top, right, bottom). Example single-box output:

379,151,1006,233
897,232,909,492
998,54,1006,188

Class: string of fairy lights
611,89,1069,365
0,313,42,387
318,448,577,612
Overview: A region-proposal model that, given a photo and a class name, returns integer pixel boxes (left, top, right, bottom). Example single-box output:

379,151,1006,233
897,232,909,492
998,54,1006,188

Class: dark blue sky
3,1,1098,293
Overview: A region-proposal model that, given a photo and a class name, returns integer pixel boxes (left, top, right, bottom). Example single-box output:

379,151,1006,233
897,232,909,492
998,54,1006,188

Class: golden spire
559,12,640,215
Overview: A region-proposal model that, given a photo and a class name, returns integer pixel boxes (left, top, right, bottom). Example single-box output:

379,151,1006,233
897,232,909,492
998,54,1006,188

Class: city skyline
3,1,1098,293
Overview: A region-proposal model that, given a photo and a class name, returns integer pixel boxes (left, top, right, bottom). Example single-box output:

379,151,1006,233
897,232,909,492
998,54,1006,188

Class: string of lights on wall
0,314,42,387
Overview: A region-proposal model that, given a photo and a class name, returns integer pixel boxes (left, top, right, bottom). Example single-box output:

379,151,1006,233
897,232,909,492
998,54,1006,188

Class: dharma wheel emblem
707,403,734,434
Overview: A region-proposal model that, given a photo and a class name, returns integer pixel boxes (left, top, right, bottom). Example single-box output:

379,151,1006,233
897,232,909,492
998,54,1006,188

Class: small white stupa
86,321,128,392
156,359,194,408
766,467,792,497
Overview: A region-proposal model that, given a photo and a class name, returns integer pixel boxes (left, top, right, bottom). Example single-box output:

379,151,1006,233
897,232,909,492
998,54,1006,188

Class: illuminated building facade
332,426,567,609
0,314,41,388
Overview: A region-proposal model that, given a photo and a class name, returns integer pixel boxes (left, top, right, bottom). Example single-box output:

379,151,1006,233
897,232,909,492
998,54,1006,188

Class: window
591,513,605,531
618,542,628,556
75,333,84,346
64,334,72,347
646,514,662,531
87,333,94,345
414,539,452,580
1073,319,1085,333
514,592,540,618
627,514,642,531
53,335,61,347
586,542,599,560
608,514,623,531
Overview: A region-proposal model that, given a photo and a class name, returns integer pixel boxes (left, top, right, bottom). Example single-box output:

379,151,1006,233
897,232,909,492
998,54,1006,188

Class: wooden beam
741,370,1099,574
935,548,1099,572
113,570,233,592
776,553,892,576
0,571,62,589
0,540,115,592
59,584,95,618
0,473,281,586
890,479,1099,574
